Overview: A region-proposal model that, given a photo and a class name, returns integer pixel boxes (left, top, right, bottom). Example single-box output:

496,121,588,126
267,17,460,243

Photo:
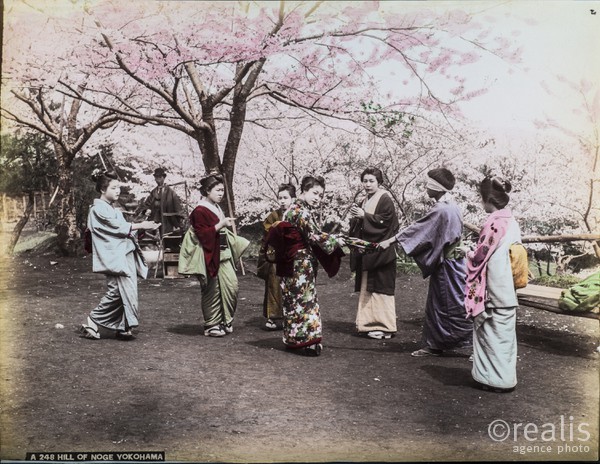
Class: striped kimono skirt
263,260,283,321
200,247,238,328
90,251,139,331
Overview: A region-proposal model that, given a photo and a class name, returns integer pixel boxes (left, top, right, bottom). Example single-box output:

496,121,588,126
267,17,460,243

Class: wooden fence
1,192,52,228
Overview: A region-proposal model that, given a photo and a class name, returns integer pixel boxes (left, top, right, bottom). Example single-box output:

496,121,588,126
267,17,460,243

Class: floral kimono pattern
280,199,342,349
465,209,510,318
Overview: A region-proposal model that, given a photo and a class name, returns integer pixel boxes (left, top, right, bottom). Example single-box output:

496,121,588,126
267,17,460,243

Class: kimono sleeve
91,203,132,238
293,206,339,254
362,194,398,239
396,205,449,277
190,207,218,247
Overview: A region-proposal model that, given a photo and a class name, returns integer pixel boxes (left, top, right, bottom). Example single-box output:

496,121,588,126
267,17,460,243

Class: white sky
446,1,599,139
359,1,599,147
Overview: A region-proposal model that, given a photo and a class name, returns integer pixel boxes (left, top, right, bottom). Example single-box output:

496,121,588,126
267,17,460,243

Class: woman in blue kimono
466,176,521,392
380,168,472,356
81,171,160,340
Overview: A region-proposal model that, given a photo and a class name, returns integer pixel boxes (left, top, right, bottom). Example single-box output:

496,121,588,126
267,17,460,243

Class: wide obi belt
219,231,232,261
264,221,344,278
219,230,229,250
444,239,463,261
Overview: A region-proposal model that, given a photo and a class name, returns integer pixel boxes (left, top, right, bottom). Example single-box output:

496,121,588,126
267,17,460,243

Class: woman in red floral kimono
264,176,347,356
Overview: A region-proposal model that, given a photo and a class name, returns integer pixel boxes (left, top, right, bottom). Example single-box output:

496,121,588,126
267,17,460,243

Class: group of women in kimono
82,166,521,392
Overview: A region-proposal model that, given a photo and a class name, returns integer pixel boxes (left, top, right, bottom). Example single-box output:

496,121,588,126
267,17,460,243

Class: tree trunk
221,98,248,218
196,110,221,174
5,192,35,255
53,145,81,256
193,109,240,217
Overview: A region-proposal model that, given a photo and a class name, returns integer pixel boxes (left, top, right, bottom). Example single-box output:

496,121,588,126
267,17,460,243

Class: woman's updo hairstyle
300,175,325,193
91,170,119,193
360,167,384,185
479,175,512,209
200,173,224,196
278,183,296,198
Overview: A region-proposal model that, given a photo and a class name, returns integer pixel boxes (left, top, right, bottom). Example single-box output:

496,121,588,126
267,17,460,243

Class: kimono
181,201,249,329
466,208,521,389
87,199,148,331
349,190,399,334
260,210,284,322
140,184,184,235
265,199,344,349
396,196,472,350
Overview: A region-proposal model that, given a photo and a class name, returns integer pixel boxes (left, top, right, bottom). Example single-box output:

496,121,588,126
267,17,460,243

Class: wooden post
221,172,246,276
2,194,7,222
41,191,46,227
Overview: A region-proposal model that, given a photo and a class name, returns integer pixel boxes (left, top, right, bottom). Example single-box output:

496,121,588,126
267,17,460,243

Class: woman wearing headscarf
465,176,521,392
380,168,472,356
349,167,399,339
178,173,249,337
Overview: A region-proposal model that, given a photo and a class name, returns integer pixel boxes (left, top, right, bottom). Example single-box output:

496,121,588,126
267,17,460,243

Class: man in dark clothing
139,167,185,236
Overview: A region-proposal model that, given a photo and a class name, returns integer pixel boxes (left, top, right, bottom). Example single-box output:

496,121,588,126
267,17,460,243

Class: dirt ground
0,248,598,463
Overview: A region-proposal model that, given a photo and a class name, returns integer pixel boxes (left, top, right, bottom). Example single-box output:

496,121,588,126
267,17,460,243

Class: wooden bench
517,284,599,320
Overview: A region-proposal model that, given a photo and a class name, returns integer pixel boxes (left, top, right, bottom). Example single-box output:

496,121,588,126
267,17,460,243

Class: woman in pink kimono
81,171,160,340
466,176,522,392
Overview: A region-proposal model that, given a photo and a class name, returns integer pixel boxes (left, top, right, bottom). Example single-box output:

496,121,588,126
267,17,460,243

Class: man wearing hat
139,167,185,236
380,167,472,357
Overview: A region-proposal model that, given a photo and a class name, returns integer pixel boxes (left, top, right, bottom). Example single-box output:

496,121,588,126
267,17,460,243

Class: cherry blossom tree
53,0,521,215
534,76,600,259
1,1,148,254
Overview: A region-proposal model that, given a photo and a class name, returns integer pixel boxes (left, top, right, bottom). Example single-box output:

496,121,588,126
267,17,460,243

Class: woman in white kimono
465,176,522,392
81,171,160,340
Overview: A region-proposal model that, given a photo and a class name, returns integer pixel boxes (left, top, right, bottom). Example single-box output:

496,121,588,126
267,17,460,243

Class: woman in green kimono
259,183,296,330
81,171,160,340
179,174,249,337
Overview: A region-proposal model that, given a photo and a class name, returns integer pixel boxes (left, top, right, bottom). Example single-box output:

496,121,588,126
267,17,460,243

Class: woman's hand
133,221,161,230
349,204,364,219
217,217,236,230
337,237,346,248
379,237,396,250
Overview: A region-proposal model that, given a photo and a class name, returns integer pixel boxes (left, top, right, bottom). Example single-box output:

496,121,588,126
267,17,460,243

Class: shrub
530,274,581,289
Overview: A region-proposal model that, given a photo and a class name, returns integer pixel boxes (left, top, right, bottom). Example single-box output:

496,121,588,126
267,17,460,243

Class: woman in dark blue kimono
380,168,472,356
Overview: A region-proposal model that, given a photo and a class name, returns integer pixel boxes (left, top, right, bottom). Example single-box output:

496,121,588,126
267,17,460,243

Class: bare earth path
0,253,598,462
